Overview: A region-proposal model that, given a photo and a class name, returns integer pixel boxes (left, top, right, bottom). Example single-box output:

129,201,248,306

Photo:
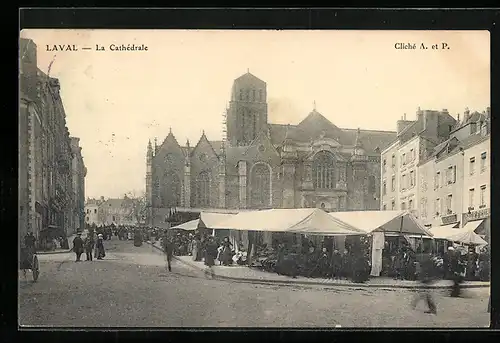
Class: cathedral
145,72,397,215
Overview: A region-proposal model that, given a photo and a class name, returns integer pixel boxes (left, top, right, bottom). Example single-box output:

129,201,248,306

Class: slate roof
458,132,489,149
157,108,397,162
266,110,396,154
286,110,347,143
234,72,266,84
340,128,397,154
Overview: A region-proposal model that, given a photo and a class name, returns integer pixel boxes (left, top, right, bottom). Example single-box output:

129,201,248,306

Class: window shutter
453,166,457,183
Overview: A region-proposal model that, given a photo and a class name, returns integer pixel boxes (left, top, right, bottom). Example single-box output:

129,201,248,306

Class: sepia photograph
19,29,490,328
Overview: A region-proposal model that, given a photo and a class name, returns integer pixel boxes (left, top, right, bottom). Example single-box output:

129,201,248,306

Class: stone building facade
383,106,490,240
380,109,458,214
97,196,139,226
19,38,85,245
71,137,87,233
146,72,396,217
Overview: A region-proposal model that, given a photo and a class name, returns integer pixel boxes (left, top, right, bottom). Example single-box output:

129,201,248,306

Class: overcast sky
20,30,490,199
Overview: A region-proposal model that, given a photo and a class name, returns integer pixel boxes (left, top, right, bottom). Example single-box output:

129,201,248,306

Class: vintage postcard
19,29,490,328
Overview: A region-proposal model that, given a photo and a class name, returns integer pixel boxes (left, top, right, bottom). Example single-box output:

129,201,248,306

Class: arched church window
161,171,181,208
250,163,271,208
368,175,377,194
239,89,244,100
196,171,210,208
252,89,256,101
313,151,335,189
246,89,250,101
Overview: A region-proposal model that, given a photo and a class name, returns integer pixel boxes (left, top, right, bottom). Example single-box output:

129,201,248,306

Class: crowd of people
251,236,372,283
71,231,106,262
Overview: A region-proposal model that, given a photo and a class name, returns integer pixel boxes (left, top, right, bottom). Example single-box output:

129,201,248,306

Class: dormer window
471,122,477,134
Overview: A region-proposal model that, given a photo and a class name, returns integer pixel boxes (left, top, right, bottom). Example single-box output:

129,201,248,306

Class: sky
20,30,490,199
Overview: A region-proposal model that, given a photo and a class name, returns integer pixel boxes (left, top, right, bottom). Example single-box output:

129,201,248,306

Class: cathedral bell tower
226,71,268,147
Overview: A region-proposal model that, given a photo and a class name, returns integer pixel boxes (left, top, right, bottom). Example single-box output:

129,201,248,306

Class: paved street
19,239,490,328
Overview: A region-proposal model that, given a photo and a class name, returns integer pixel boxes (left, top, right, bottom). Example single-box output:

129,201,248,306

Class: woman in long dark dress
221,237,233,266
96,234,106,260
204,237,218,278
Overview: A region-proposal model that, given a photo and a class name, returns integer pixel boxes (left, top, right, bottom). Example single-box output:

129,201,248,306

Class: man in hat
72,232,84,262
448,246,464,297
163,234,174,272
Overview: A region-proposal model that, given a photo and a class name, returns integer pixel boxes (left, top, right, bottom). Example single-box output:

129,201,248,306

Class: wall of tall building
19,37,84,246
382,106,490,241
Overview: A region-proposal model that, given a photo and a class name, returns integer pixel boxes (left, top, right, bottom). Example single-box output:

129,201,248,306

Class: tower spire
313,100,316,111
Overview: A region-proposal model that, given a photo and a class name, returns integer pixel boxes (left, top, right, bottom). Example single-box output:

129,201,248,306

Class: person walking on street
164,236,174,272
449,246,464,297
72,232,84,262
412,253,437,314
204,236,218,278
84,234,95,261
96,234,106,260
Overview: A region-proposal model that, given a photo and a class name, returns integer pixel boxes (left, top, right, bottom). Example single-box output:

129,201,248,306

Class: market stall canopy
429,223,460,240
461,219,485,233
199,212,237,229
214,208,365,235
170,219,200,231
329,210,433,236
447,230,488,246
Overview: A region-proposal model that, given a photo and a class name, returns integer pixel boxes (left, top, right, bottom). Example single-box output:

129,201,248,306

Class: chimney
457,113,460,122
403,113,407,120
416,107,423,121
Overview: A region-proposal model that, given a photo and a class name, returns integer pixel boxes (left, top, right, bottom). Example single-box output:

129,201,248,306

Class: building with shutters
380,108,458,215
383,106,490,241
145,71,397,222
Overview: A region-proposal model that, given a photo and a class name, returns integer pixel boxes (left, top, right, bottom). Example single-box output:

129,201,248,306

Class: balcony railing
441,213,458,225
464,208,490,223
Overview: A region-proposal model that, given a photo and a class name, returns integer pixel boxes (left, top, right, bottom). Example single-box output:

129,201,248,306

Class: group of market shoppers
71,231,106,262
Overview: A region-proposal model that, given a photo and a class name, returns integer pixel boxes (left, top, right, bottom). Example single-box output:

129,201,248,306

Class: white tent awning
329,210,432,236
447,230,488,246
429,223,460,240
214,208,365,235
170,219,200,231
462,219,484,233
199,212,236,229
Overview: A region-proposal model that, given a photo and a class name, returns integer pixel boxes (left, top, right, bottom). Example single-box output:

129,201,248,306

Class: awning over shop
170,219,200,231
447,230,488,246
199,212,236,229
214,208,365,236
329,210,433,236
462,219,485,233
385,233,433,239
429,224,460,240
